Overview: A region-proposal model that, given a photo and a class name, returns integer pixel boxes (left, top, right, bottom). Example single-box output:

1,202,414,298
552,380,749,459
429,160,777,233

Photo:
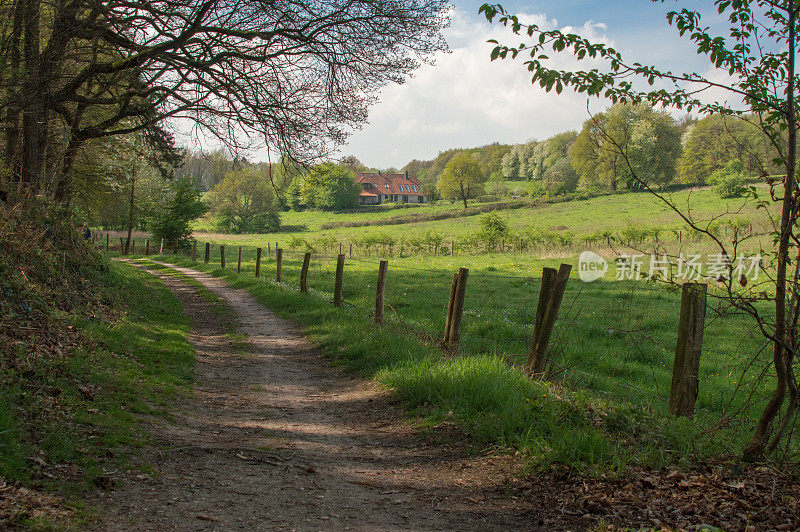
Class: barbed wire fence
106,237,779,437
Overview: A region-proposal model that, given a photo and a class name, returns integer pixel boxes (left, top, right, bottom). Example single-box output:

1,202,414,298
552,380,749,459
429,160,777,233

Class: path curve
95,261,539,531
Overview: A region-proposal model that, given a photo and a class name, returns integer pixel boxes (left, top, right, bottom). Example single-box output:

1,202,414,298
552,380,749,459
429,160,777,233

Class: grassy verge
0,261,195,527
150,253,771,473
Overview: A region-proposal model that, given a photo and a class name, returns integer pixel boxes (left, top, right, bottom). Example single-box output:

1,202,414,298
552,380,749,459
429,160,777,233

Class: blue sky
340,0,729,169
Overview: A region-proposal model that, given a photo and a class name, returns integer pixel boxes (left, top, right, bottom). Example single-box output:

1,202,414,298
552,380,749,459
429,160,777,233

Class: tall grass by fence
101,234,776,441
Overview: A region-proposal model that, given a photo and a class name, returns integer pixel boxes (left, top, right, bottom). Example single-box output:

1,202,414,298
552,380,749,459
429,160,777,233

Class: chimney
378,170,381,175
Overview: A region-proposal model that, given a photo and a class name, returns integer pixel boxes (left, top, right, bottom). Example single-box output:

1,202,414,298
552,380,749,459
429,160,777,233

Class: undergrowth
0,199,195,527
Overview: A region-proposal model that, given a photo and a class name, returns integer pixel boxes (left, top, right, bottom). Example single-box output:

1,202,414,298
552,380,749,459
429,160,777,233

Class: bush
210,168,281,234
708,159,748,198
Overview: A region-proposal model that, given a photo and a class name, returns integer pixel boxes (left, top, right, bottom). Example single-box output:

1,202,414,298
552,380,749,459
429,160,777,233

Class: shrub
708,159,748,198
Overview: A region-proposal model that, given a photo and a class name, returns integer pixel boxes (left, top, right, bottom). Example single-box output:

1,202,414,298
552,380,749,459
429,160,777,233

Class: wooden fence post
529,264,572,376
220,245,226,269
106,233,109,253
119,237,125,254
145,239,150,256
237,246,242,273
375,260,388,324
443,273,459,346
159,238,164,254
349,243,352,258
300,252,311,293
173,239,178,254
267,243,271,259
131,240,136,254
334,254,345,308
255,248,262,277
446,268,469,349
668,283,707,417
204,242,210,264
276,248,283,283
192,240,197,261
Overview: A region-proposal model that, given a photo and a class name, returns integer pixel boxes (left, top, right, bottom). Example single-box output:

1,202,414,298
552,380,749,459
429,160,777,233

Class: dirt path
94,261,550,531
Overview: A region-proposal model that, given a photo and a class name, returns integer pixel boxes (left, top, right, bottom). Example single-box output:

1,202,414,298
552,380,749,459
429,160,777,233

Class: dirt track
94,261,548,531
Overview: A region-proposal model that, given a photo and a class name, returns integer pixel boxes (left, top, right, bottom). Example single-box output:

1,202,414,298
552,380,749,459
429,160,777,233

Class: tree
542,157,579,196
299,163,361,211
1,0,449,203
481,0,800,459
210,168,280,234
149,177,207,249
438,152,485,208
571,103,681,191
678,115,772,184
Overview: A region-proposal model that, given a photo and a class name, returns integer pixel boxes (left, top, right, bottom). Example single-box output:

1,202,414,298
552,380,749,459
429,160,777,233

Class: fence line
103,236,771,421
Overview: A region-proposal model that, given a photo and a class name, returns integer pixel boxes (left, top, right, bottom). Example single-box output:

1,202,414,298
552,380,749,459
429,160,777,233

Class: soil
94,261,555,531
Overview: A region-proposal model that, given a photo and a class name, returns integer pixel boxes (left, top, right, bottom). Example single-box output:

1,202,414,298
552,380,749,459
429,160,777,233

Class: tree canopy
1,0,449,203
437,152,485,208
209,168,280,234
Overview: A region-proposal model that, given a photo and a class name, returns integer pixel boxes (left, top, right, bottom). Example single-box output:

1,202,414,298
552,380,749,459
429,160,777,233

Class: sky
337,0,727,169
177,1,733,169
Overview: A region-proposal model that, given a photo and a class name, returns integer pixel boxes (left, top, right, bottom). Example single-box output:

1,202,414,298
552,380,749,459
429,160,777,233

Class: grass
142,248,782,472
182,185,777,257
0,261,195,526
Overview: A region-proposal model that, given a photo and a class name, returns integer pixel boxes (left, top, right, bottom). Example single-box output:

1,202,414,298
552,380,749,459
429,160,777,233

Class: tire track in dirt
94,260,545,531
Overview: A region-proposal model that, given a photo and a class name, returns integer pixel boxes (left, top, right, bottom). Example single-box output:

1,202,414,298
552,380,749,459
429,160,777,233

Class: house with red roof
355,171,428,205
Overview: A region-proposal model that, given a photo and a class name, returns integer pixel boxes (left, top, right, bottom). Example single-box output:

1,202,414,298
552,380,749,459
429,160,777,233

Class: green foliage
678,116,771,184
542,156,579,196
210,168,281,234
149,177,207,249
709,159,748,198
437,152,486,208
296,162,361,211
571,103,681,191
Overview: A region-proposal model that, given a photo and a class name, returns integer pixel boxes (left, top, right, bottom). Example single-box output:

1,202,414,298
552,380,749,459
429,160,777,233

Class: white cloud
341,8,614,168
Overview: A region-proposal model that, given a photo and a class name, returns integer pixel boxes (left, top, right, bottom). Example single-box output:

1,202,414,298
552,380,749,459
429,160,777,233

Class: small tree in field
481,0,800,460
438,152,485,208
150,178,207,250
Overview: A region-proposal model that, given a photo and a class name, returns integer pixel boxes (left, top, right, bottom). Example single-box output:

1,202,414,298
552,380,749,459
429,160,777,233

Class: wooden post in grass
276,248,283,282
237,246,242,273
446,268,469,349
255,248,262,277
106,233,109,253
192,240,197,261
443,272,459,345
267,243,271,259
375,260,388,324
520,237,524,252
220,245,226,269
204,242,210,264
145,239,150,256
349,243,352,258
334,254,345,308
451,240,455,256
529,264,572,376
668,283,707,417
159,238,164,254
300,252,311,293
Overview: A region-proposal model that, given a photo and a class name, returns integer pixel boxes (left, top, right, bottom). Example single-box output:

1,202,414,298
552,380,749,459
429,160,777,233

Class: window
412,185,418,192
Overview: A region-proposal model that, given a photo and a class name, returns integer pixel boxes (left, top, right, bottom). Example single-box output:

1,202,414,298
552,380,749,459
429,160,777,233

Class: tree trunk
4,0,25,188
125,175,136,254
20,0,47,191
743,4,797,461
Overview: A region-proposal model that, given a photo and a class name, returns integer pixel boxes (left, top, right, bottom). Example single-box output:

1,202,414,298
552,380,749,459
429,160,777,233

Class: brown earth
90,260,800,531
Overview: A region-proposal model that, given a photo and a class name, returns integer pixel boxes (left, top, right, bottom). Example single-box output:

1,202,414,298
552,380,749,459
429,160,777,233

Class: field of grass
126,243,783,470
184,186,776,260
0,262,195,526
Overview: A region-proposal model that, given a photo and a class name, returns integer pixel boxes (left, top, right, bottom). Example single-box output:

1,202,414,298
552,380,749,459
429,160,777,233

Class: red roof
355,172,426,196
359,190,378,197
